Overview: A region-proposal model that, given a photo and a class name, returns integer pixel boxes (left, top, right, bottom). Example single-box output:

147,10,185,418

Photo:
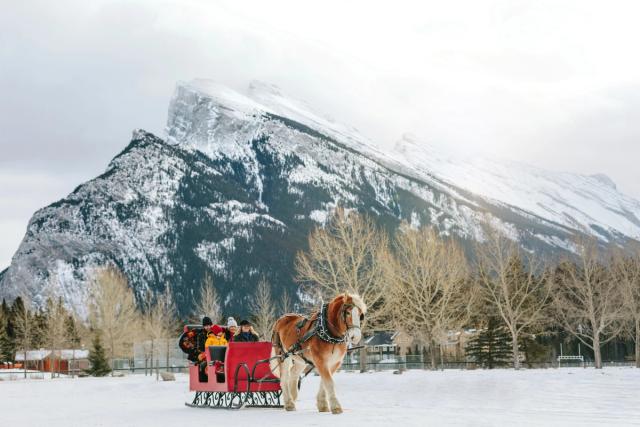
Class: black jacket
235,331,260,343
178,328,208,362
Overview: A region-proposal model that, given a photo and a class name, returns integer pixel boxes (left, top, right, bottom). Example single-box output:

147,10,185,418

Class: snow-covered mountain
393,134,640,243
1,79,639,316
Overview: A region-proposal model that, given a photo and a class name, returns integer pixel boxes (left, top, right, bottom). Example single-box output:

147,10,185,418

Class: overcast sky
2,0,640,269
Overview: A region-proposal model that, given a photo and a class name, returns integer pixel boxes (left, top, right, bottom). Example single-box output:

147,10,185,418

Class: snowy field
2,368,640,426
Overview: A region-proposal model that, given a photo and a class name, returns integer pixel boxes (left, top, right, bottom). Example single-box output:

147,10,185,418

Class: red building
15,349,89,375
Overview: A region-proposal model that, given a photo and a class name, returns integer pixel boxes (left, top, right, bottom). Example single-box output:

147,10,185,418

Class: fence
338,352,638,371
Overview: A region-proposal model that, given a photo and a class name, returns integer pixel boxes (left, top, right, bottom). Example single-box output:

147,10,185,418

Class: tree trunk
166,340,170,373
636,319,640,369
429,339,438,370
110,339,115,377
593,334,602,369
511,332,520,370
359,347,367,373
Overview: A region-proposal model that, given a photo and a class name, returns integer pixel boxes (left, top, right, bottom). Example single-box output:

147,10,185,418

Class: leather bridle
341,303,365,339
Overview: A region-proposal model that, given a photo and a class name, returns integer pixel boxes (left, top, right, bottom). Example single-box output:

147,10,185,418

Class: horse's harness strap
279,302,349,366
277,316,317,366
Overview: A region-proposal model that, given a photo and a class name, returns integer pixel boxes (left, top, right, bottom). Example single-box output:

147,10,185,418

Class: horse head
335,293,367,345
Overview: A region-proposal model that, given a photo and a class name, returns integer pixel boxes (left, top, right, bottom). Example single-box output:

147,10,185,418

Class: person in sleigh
178,316,216,381
205,324,228,380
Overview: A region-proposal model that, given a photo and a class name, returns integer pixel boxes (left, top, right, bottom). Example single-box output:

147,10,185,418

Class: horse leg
316,380,329,412
280,357,295,411
288,357,306,403
316,363,342,414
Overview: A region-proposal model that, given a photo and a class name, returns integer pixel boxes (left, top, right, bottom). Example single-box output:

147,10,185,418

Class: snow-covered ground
2,368,639,426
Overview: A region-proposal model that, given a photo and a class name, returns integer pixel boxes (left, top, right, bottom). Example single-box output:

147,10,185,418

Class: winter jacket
205,333,228,348
179,328,208,363
235,331,260,343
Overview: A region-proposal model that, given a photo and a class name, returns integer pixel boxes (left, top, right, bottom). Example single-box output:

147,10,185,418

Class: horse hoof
331,407,343,414
285,403,296,411
318,404,330,412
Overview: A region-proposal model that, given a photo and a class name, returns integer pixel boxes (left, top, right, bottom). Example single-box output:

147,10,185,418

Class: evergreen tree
521,335,550,367
0,310,13,362
65,315,81,348
5,299,17,353
466,317,513,369
30,310,48,348
86,333,111,377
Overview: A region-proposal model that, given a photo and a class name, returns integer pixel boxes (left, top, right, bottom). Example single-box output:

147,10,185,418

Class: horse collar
316,303,347,344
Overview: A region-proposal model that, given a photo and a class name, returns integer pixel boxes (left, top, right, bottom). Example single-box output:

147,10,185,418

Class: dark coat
234,331,260,343
178,328,208,362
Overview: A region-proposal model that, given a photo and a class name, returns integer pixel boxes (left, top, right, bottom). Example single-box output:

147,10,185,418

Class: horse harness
278,302,355,366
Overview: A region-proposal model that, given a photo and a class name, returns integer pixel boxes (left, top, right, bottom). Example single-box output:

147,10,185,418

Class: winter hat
227,317,238,328
211,325,224,336
202,316,213,327
239,319,252,326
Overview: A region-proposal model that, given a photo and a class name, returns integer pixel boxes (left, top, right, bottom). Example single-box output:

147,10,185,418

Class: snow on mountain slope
174,78,640,244
393,134,640,242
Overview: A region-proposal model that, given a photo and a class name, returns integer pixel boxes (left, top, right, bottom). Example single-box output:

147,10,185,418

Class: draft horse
271,293,366,414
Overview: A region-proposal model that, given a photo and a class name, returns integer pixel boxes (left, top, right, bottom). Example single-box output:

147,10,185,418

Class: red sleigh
184,326,282,409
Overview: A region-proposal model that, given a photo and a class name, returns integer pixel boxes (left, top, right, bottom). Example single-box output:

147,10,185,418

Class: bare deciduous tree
251,277,276,341
156,285,178,377
475,231,550,369
295,208,388,327
613,247,640,368
296,208,389,372
143,284,178,379
45,296,69,378
550,240,626,369
89,266,139,375
385,226,472,369
64,314,83,378
279,288,293,316
192,272,221,324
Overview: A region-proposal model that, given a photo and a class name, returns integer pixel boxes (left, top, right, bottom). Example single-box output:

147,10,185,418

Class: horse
271,292,367,414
